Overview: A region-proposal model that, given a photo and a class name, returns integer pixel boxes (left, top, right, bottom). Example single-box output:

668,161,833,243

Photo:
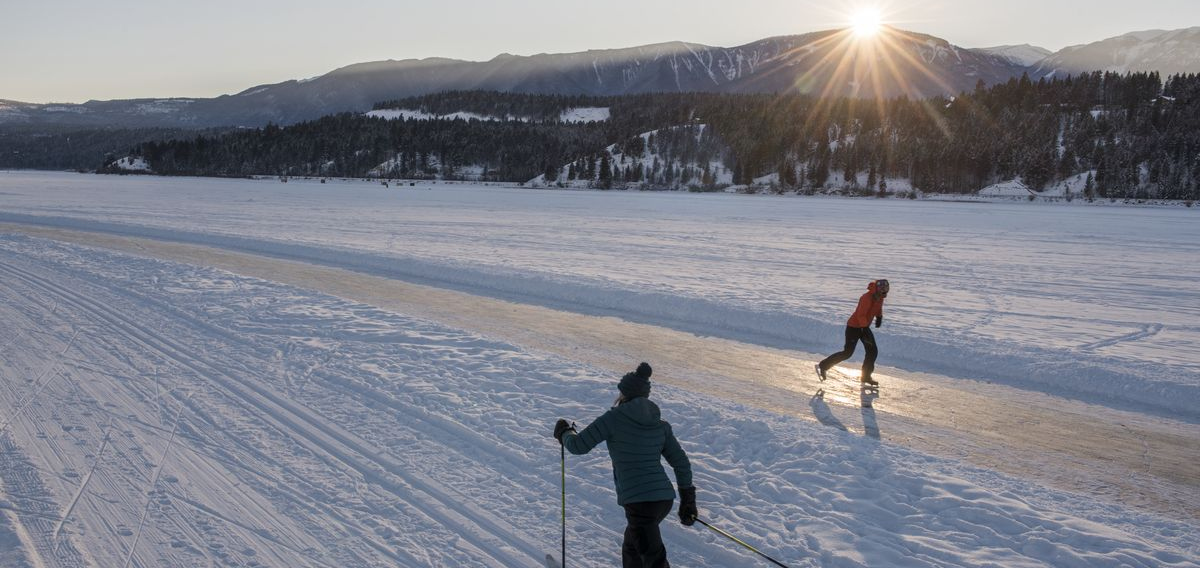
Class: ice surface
0,171,1195,419
0,233,1193,567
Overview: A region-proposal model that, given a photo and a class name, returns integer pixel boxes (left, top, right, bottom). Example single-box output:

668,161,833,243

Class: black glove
678,486,697,526
553,419,575,444
874,316,882,328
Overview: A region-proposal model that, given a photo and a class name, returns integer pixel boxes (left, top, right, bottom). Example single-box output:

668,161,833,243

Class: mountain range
1032,27,1200,79
2,26,1197,130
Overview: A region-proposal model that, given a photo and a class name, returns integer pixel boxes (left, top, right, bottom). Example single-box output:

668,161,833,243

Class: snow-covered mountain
0,27,1026,129
8,26,1200,131
0,98,202,128
973,44,1052,67
1031,27,1200,78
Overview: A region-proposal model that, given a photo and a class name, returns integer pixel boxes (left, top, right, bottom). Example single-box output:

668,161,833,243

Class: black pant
622,499,673,568
818,326,878,381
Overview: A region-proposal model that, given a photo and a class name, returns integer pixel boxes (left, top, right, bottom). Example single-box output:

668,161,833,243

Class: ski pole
560,442,566,568
695,518,790,568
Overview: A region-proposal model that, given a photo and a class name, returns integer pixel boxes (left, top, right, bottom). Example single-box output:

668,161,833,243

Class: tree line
0,125,205,172
28,72,1200,199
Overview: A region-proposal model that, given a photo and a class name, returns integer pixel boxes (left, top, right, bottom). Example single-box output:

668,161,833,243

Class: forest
10,71,1200,199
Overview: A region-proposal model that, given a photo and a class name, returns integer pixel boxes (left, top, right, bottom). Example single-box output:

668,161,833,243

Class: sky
3,0,1198,103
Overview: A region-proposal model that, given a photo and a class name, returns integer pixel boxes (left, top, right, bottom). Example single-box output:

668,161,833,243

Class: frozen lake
0,170,1197,418
0,170,1197,567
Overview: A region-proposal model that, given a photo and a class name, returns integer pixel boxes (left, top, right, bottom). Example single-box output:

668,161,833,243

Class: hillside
0,27,1025,129
102,74,1200,201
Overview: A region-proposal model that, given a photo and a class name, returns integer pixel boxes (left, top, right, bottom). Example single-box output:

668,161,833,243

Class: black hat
618,362,653,399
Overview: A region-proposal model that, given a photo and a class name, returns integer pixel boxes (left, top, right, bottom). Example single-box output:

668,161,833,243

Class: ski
545,553,559,568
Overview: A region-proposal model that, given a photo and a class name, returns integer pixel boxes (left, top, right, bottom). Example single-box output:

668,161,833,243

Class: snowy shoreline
26,170,1198,208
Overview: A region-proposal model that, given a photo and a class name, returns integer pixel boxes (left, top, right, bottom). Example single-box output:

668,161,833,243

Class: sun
849,7,883,38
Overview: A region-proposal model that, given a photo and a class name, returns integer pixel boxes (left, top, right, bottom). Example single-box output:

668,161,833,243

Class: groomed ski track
3,222,1197,529
0,233,555,566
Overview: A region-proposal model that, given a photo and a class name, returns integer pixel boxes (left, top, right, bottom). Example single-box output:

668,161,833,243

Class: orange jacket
846,281,885,328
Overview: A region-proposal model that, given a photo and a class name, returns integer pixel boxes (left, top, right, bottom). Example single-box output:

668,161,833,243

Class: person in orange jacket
815,279,889,386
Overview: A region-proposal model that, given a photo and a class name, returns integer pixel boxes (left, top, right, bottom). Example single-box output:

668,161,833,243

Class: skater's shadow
809,389,848,432
810,388,881,439
860,389,881,440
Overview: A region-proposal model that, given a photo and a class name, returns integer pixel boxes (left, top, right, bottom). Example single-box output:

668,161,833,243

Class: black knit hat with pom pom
618,362,653,399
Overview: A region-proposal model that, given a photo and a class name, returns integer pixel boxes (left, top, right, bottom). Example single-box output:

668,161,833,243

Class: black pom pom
635,362,652,379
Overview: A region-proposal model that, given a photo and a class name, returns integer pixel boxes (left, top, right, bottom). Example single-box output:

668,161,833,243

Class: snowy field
0,171,1196,419
0,171,1196,567
0,235,1194,568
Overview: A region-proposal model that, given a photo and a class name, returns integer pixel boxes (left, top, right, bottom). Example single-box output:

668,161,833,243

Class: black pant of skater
818,326,878,382
622,499,674,568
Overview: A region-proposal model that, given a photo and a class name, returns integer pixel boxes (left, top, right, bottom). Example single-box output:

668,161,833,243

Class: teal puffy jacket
563,397,693,505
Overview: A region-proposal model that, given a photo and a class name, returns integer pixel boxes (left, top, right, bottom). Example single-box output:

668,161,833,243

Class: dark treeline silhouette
0,125,207,172
125,117,620,182
72,72,1200,199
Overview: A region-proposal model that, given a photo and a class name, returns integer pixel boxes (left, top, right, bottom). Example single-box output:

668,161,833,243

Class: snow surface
974,44,1052,67
558,107,610,123
0,232,1194,567
533,125,731,189
133,100,194,115
365,107,610,123
365,109,513,122
110,157,151,172
0,170,1196,566
0,172,1195,421
366,153,490,181
977,179,1034,198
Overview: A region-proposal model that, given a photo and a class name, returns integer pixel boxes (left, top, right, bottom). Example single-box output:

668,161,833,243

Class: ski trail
167,435,422,567
0,254,547,566
1078,323,1165,352
2,508,48,568
52,421,113,547
44,265,552,563
0,328,79,436
123,403,183,568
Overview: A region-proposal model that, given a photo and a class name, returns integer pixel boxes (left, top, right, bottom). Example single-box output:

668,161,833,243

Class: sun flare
850,7,883,38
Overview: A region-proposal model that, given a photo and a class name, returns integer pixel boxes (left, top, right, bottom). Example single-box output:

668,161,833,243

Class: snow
0,172,1194,419
975,44,1052,67
366,152,489,180
40,106,89,114
366,107,610,124
558,107,610,123
533,125,730,189
133,100,193,114
977,175,1102,200
365,109,521,122
111,157,151,172
0,171,1196,567
977,179,1033,197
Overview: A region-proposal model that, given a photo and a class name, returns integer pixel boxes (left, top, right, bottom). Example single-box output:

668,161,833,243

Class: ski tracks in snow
0,234,1196,568
1077,322,1165,352
0,238,561,567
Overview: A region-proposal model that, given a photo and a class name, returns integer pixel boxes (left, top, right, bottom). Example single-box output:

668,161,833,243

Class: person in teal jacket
554,362,697,568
